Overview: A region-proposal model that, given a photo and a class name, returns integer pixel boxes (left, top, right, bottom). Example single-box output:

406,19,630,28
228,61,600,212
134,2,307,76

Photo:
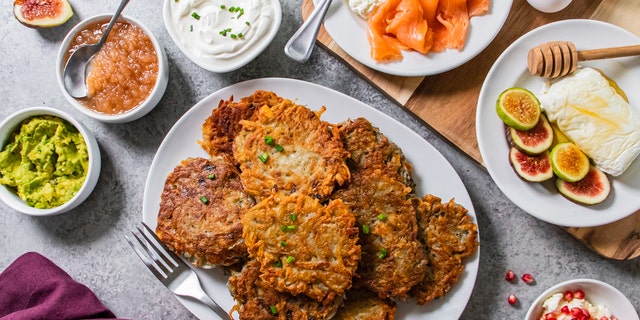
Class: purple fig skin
556,166,611,205
509,147,553,182
509,113,554,155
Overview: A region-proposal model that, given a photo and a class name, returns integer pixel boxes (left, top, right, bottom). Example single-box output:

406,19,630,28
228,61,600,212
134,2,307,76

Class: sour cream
165,0,280,72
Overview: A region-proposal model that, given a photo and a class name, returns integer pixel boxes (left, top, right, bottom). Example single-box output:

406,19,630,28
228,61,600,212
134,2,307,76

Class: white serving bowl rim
0,107,101,216
56,14,169,124
525,278,639,320
162,0,282,73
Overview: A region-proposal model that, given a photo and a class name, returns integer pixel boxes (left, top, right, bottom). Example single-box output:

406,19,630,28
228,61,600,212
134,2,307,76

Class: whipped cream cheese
540,292,615,320
168,0,277,70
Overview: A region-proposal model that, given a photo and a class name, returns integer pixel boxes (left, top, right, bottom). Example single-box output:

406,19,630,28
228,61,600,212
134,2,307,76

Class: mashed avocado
0,116,89,209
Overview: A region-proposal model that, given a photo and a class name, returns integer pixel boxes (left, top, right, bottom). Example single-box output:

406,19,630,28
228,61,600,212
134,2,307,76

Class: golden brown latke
233,98,350,201
156,156,255,267
228,259,342,320
333,118,428,300
337,118,414,189
333,289,396,320
242,192,360,303
333,172,429,300
199,90,282,158
410,194,479,305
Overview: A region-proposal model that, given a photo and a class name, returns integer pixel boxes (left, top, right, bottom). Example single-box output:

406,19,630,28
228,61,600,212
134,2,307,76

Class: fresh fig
509,147,553,182
510,113,553,155
496,87,541,131
13,0,74,28
550,142,590,182
556,165,610,205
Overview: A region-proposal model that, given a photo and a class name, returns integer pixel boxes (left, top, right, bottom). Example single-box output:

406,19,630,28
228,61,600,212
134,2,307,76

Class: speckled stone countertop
0,0,638,319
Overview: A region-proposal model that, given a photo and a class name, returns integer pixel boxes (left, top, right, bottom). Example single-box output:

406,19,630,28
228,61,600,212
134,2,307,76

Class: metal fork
126,223,229,320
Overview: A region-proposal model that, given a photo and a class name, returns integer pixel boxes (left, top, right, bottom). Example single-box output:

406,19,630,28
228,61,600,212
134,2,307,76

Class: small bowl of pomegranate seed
525,279,638,320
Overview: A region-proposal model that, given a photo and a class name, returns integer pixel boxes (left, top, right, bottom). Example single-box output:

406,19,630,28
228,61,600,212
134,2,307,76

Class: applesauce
65,19,158,115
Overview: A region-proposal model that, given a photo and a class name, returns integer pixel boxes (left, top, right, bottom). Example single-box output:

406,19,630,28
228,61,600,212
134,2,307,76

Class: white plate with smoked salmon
319,0,512,76
476,19,640,227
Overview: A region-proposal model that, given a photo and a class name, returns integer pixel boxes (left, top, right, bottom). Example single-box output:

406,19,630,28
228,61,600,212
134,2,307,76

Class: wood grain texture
302,0,640,260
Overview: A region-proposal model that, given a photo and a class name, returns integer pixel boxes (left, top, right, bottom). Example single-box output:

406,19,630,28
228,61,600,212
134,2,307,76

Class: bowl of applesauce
56,14,169,123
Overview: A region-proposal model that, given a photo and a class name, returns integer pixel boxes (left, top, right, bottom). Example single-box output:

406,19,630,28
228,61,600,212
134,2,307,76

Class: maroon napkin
0,252,121,320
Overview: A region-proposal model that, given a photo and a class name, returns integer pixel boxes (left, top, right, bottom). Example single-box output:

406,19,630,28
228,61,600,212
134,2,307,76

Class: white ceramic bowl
56,14,169,123
0,107,101,216
525,279,639,320
162,0,281,72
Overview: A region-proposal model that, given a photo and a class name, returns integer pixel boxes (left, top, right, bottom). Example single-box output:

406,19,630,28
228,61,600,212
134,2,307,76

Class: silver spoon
63,0,131,98
284,0,333,63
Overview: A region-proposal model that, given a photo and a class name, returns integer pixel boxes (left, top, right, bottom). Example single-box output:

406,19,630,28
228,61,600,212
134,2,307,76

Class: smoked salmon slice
467,0,489,17
365,0,489,61
367,0,432,61
431,0,469,52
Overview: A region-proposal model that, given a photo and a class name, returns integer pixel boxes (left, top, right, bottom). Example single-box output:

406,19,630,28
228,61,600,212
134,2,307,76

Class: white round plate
143,78,479,319
320,0,512,76
476,19,640,227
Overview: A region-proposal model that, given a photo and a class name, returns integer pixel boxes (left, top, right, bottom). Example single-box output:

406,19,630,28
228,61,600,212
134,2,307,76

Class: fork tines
126,223,181,280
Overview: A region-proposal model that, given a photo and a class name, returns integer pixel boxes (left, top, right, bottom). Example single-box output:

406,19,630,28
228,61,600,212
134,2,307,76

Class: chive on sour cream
166,0,280,72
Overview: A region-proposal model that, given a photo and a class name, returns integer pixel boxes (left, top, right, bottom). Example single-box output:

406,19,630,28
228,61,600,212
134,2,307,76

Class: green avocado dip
0,116,89,209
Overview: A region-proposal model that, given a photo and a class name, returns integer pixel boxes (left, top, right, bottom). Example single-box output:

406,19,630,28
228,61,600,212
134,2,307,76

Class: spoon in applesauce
63,0,130,98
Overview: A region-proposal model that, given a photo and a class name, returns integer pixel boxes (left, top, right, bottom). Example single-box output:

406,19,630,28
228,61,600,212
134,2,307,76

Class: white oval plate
320,0,512,76
143,78,479,319
476,19,640,227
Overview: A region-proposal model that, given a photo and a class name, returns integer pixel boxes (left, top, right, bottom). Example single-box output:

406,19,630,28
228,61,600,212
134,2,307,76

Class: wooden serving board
302,0,640,260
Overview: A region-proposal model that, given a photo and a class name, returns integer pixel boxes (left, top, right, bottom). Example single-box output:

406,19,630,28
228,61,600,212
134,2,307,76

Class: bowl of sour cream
163,0,281,72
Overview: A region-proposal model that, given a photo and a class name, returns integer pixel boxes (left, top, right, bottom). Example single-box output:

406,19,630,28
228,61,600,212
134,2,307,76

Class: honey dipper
527,41,640,78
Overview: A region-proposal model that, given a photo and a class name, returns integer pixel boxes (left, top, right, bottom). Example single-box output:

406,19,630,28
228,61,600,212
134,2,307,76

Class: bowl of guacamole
0,107,101,215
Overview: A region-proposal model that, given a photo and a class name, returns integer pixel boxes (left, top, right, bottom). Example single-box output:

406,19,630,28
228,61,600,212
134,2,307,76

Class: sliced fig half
550,142,590,182
13,0,74,28
510,113,554,155
509,147,553,182
496,87,541,131
556,166,610,205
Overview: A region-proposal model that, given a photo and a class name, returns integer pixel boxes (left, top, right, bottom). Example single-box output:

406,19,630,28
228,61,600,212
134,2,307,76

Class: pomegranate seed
560,305,570,314
563,290,574,301
508,294,517,305
574,289,585,299
521,273,535,284
600,317,610,320
505,270,516,282
544,314,557,320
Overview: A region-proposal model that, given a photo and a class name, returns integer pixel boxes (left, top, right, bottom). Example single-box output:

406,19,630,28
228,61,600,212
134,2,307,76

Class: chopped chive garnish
220,4,226,9
289,213,296,221
377,248,388,259
274,144,284,152
200,196,209,204
269,305,278,314
208,173,216,179
280,241,287,247
274,260,282,268
258,152,269,163
265,135,275,145
286,256,295,264
191,12,201,20
219,28,232,36
362,225,370,234
230,34,237,39
189,25,193,32
281,225,296,231
245,21,251,26
377,213,387,221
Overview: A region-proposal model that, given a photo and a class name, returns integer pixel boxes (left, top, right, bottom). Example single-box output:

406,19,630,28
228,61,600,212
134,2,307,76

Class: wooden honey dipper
527,41,640,78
